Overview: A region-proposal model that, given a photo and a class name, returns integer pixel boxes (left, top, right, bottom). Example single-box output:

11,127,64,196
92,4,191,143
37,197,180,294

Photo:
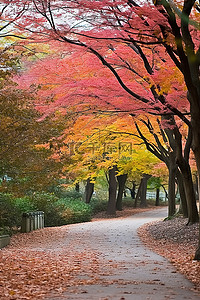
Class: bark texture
84,178,94,204
116,174,127,211
107,166,117,215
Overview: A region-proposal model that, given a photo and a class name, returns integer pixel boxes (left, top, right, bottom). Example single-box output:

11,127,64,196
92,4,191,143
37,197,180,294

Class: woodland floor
0,205,200,299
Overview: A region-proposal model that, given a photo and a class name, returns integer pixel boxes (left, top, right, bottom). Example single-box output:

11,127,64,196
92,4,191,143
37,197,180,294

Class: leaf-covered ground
138,217,200,291
0,226,111,299
1,206,199,299
0,206,156,299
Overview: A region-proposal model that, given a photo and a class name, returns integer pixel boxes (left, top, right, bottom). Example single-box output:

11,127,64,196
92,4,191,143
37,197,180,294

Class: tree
2,0,200,258
116,173,127,210
0,53,68,195
12,12,197,219
84,178,94,203
107,165,118,215
0,85,67,195
49,112,161,215
135,116,198,222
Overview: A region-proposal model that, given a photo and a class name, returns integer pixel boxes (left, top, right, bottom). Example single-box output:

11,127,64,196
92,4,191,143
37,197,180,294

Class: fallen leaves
1,207,197,299
0,226,103,299
92,206,161,221
138,217,200,291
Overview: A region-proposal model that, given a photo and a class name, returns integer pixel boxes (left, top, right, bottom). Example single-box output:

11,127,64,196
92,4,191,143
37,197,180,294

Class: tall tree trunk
134,180,142,208
173,128,199,224
107,166,117,215
193,148,200,260
180,166,198,224
84,178,94,204
194,174,199,200
155,188,160,206
116,174,127,211
130,181,136,199
140,174,151,208
168,155,176,217
176,170,188,218
75,182,80,193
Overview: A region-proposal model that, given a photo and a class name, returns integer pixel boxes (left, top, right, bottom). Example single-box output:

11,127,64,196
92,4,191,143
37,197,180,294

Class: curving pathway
47,207,200,300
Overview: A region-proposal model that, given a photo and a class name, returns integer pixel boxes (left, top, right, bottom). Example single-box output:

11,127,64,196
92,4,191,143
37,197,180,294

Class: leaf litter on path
0,226,109,299
138,216,200,291
1,206,195,299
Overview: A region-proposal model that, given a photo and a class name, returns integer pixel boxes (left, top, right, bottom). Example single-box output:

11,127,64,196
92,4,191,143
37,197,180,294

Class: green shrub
54,188,82,200
29,192,61,226
89,197,108,214
28,192,91,226
0,191,92,230
0,193,21,231
57,198,92,224
14,197,36,214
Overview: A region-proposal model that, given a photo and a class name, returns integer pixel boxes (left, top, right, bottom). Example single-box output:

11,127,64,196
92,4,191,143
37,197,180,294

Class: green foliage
57,198,92,225
53,187,82,200
121,197,135,207
29,192,60,226
29,192,91,226
89,197,108,214
14,197,36,213
0,193,37,232
0,190,92,231
148,177,162,189
0,193,19,230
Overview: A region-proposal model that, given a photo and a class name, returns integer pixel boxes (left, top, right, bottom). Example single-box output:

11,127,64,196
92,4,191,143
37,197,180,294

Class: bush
29,192,91,226
0,191,92,230
14,197,36,213
89,197,108,214
0,193,21,232
29,192,61,226
57,198,92,224
54,188,82,200
0,193,25,234
122,197,135,207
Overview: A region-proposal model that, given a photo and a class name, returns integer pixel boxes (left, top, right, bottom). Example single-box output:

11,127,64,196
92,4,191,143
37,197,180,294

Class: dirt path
46,207,200,300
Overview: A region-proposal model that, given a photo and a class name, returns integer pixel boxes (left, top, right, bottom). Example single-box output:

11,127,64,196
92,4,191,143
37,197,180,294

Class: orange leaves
0,227,102,299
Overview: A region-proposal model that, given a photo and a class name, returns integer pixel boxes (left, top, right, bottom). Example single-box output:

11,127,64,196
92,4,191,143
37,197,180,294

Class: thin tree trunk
130,181,136,199
134,180,142,208
194,174,199,200
194,157,200,260
173,128,199,224
168,156,176,217
116,174,127,211
181,168,199,224
107,166,117,215
155,188,160,206
84,178,94,204
176,170,188,218
75,182,80,192
140,174,150,208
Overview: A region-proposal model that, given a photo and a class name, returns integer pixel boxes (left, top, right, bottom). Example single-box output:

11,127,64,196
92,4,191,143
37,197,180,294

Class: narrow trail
47,207,200,300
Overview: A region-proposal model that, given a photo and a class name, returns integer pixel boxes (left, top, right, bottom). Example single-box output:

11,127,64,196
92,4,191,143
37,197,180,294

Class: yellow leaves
62,113,164,183
9,290,16,296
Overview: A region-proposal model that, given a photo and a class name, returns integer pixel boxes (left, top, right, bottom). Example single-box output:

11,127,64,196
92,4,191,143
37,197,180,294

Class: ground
138,214,200,291
0,205,199,299
95,206,200,291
